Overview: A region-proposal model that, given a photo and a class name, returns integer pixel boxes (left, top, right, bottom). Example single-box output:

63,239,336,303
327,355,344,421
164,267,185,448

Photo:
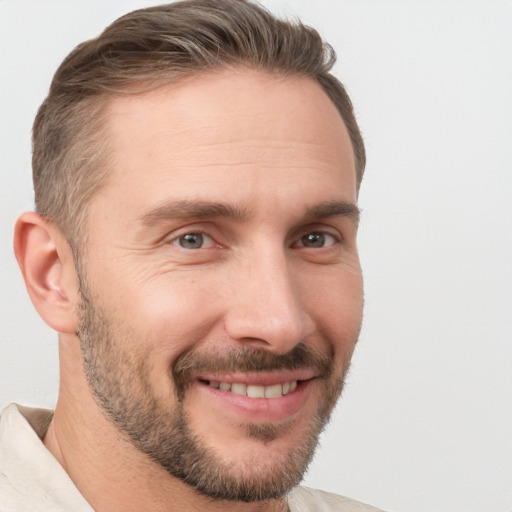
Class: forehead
96,70,357,214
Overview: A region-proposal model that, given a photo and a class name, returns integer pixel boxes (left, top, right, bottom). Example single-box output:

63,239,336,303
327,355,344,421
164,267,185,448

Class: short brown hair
32,0,365,244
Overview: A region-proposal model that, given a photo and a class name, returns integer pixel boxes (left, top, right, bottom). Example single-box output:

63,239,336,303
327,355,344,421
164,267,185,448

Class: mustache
172,342,333,399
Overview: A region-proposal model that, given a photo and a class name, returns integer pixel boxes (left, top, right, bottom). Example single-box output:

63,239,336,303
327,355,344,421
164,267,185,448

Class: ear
14,212,80,334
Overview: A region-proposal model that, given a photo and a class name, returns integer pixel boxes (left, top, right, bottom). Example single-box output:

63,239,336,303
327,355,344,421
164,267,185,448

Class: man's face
77,70,363,501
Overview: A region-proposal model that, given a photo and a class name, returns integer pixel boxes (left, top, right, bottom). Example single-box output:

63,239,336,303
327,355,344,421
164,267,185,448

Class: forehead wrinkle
139,199,252,227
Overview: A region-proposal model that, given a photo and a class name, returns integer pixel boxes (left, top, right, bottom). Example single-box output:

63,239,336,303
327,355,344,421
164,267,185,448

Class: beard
77,280,350,502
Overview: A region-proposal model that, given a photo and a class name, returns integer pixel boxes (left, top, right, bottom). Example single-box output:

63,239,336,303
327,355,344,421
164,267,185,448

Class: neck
45,335,289,512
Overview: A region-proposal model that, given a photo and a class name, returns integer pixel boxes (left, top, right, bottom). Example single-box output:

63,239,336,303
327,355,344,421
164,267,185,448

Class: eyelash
170,232,216,250
294,231,339,249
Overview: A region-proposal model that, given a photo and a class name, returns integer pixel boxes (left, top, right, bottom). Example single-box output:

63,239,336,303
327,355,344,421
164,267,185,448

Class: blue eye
297,232,336,248
173,233,214,249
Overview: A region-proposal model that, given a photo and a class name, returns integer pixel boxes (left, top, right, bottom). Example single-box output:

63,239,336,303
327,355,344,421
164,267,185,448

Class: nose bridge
224,241,312,352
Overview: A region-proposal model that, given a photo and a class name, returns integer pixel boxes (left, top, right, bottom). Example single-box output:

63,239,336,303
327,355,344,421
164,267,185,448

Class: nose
223,248,314,354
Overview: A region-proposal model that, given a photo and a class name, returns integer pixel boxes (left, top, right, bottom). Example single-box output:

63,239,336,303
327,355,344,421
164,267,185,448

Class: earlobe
14,212,80,334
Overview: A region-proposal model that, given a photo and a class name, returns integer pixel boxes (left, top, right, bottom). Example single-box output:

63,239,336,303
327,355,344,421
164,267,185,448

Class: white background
1,1,511,511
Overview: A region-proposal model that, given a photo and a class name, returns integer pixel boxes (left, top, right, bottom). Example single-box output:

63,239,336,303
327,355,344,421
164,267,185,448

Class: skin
14,70,363,511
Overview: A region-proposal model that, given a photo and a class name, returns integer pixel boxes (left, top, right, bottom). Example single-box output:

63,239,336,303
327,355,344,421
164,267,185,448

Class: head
18,0,366,505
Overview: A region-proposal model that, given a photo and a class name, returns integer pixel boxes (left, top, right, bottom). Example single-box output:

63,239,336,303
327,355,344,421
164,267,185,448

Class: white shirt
0,404,385,511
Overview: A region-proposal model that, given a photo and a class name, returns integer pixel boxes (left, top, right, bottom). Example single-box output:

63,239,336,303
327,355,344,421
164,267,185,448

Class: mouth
193,372,317,423
202,379,299,398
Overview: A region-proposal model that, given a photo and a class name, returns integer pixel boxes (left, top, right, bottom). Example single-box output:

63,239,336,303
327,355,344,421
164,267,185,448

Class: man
1,1,384,510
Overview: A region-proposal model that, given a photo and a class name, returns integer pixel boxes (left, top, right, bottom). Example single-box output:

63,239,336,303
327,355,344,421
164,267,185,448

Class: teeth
247,385,265,398
265,384,283,398
231,383,247,396
207,380,298,398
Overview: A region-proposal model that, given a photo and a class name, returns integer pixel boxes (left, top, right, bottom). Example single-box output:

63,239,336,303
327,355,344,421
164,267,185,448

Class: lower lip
195,380,313,423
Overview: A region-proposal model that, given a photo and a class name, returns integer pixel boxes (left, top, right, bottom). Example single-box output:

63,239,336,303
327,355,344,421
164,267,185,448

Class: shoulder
0,404,93,512
288,486,387,512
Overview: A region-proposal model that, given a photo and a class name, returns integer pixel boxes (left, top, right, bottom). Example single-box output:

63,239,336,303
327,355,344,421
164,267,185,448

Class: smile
206,380,298,398
195,373,315,422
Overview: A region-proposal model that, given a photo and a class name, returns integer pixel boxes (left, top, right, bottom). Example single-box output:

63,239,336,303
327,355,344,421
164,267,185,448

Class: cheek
302,267,363,350
104,271,227,364
304,259,363,306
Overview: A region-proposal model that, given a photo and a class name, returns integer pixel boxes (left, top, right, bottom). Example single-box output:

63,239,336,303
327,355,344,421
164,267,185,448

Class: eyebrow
305,200,360,224
139,200,249,226
139,199,360,226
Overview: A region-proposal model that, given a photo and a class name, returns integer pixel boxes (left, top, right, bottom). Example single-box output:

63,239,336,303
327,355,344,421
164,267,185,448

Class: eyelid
294,232,338,248
167,230,216,249
292,224,343,247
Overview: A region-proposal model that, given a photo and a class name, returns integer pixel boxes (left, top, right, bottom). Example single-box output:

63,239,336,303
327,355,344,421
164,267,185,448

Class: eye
171,232,215,250
296,231,337,249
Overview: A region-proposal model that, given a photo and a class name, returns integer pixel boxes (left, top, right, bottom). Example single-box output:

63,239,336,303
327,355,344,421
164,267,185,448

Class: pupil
180,233,203,249
303,233,324,247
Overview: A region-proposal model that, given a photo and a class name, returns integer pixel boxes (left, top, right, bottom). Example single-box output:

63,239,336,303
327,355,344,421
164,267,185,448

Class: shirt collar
0,403,92,511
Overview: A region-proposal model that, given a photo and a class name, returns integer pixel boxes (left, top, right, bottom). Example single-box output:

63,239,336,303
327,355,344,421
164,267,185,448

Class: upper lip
197,370,317,387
